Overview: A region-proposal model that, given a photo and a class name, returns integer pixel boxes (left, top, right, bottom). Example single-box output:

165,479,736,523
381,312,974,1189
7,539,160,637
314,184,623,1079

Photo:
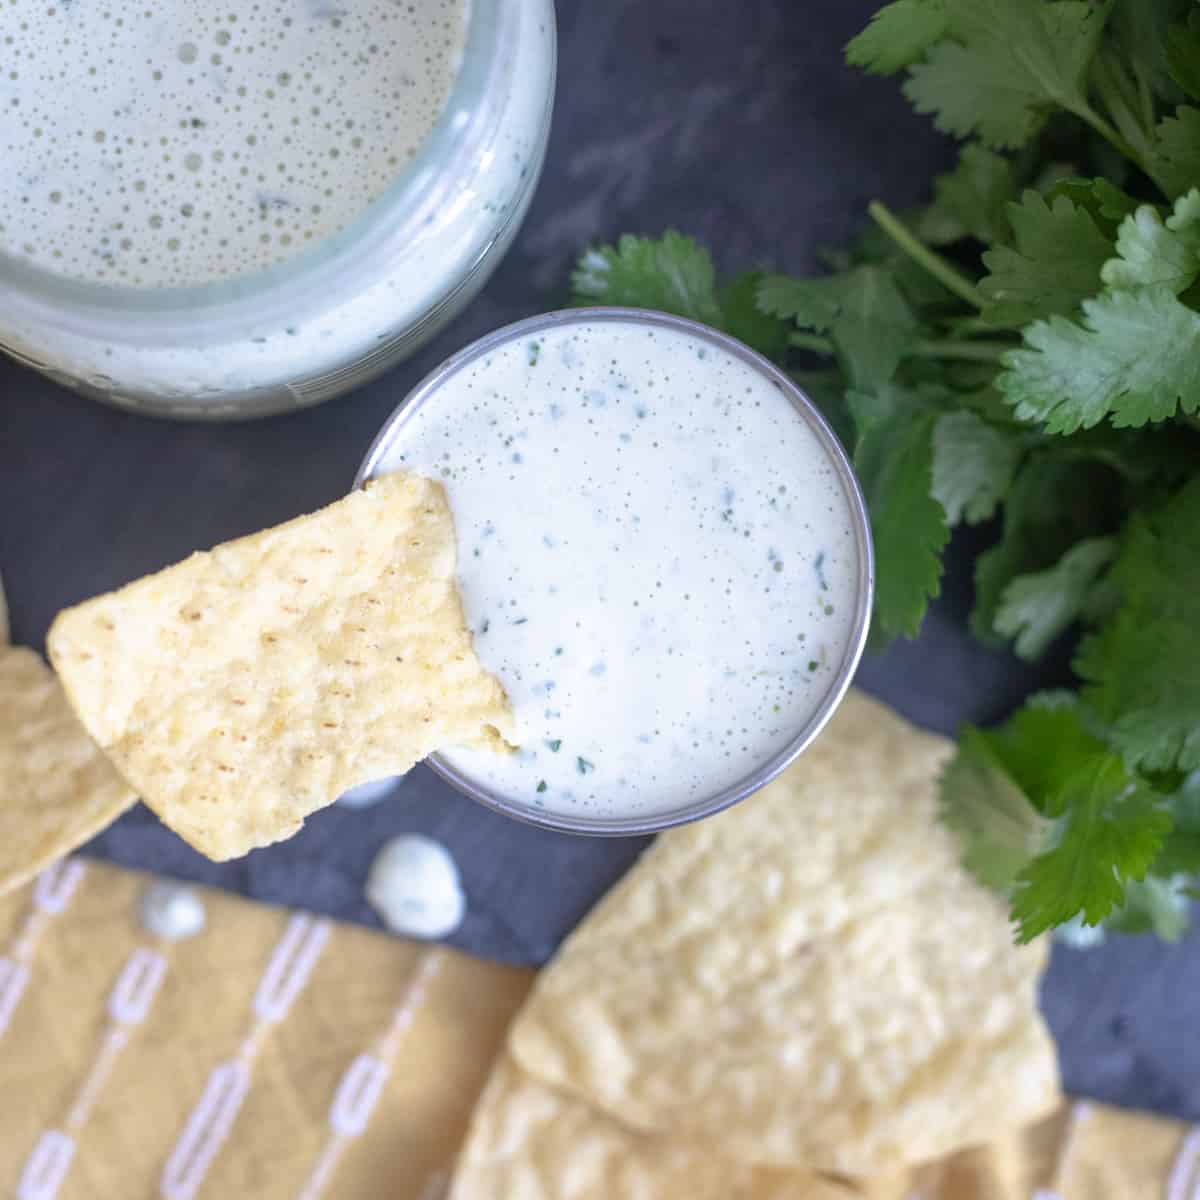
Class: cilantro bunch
569,0,1200,942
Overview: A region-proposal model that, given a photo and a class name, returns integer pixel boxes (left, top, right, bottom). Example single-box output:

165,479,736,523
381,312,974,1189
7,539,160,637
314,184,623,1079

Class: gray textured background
2,0,1197,1122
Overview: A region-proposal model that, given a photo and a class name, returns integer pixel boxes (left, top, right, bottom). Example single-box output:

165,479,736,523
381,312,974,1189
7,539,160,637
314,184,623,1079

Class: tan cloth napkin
0,858,531,1200
0,857,1195,1199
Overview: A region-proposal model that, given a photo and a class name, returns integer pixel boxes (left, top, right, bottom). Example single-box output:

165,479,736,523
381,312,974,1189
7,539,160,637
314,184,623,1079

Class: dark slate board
2,0,1196,1124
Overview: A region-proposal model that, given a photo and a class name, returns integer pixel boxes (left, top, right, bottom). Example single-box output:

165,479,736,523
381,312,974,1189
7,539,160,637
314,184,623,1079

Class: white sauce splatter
337,776,404,810
140,881,207,942
366,836,465,940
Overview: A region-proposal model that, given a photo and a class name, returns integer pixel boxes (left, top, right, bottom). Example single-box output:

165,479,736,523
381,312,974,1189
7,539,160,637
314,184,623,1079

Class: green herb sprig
569,0,1200,942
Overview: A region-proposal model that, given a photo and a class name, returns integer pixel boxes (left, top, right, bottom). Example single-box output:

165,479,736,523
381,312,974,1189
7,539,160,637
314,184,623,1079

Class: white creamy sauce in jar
0,0,554,415
0,0,467,287
374,317,865,822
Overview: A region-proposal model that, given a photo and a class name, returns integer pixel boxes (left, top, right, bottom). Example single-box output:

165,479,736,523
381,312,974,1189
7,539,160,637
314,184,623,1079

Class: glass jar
0,0,556,420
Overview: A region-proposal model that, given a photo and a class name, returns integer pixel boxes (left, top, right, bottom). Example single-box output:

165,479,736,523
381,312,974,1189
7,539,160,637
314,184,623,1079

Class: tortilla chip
451,1058,1065,1200
509,691,1059,1177
449,1055,859,1200
0,646,137,896
47,473,513,861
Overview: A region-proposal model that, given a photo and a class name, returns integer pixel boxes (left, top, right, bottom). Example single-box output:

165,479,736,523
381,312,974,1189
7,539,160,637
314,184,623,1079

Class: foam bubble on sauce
0,0,468,288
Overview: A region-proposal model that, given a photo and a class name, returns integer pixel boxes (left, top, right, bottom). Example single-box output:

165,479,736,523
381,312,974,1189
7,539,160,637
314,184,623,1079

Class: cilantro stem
867,202,985,311
913,338,1012,363
1073,63,1165,192
1076,96,1140,163
941,315,1001,338
1137,74,1155,137
789,331,1011,363
1073,97,1166,192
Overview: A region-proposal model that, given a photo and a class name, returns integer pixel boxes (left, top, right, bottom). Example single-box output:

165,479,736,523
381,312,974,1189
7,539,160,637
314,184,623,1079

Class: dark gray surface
2,0,1195,1123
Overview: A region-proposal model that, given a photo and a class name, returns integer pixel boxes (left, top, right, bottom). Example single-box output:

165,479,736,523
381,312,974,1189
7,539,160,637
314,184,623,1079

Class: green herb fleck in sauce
814,551,829,592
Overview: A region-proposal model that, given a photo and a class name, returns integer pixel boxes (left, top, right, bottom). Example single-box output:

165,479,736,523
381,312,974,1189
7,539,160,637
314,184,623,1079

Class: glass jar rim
356,306,876,838
0,0,505,322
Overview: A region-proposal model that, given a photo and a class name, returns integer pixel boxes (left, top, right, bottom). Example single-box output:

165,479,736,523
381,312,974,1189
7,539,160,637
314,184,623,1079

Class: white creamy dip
370,314,868,825
1,0,467,287
0,0,555,416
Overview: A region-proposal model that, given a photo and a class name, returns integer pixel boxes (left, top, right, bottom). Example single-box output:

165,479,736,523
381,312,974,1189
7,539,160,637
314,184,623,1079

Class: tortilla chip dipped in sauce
48,473,513,861
508,691,1059,1178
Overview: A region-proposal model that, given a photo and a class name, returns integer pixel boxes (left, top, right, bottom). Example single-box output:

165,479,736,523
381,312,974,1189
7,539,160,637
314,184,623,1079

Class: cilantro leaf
1154,770,1200,876
571,232,722,325
930,410,1023,526
792,370,855,451
998,288,1200,432
1167,10,1200,101
758,274,841,328
1101,190,1200,293
980,190,1113,326
1153,105,1200,199
947,696,1172,941
1108,0,1193,104
567,239,797,366
1045,177,1140,233
849,390,948,639
972,455,1120,643
846,0,948,76
903,0,1109,150
718,271,790,361
758,267,918,390
929,145,1015,245
1077,478,1200,773
994,536,1117,660
940,726,1053,892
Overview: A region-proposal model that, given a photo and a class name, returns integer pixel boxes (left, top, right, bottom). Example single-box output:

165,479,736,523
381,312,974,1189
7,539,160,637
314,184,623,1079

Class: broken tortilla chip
48,473,513,861
0,645,137,897
508,691,1059,1178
